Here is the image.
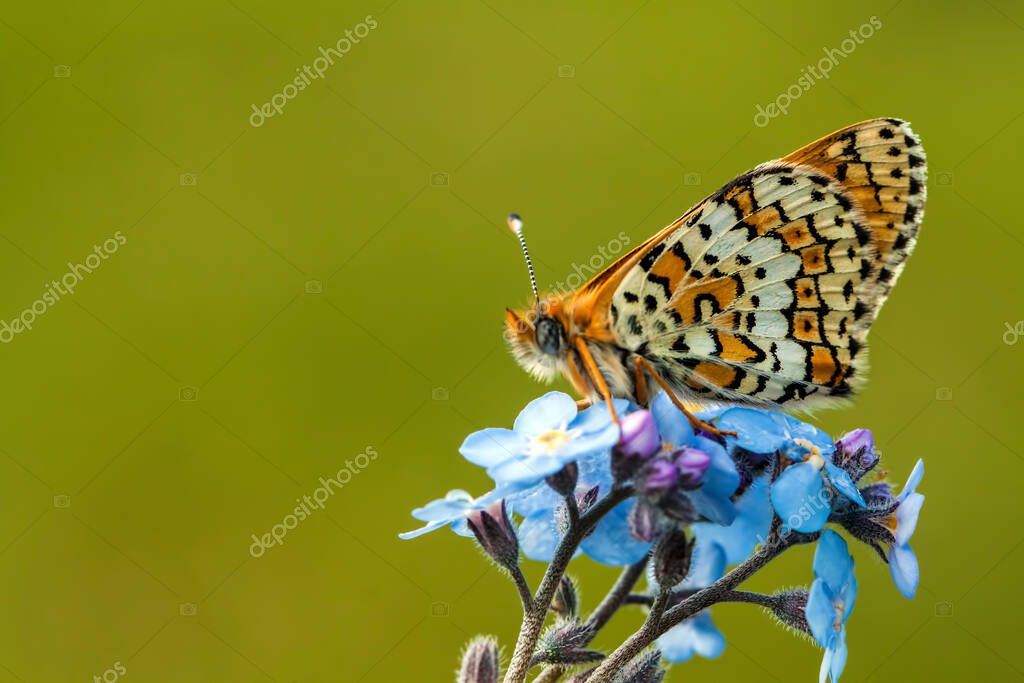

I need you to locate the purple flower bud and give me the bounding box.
[640,458,679,494]
[628,499,660,542]
[466,501,519,569]
[835,428,879,482]
[838,428,875,459]
[458,635,500,683]
[672,447,710,489]
[618,410,660,460]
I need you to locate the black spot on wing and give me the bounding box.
[639,243,666,272]
[646,272,672,299]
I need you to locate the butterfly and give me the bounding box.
[504,118,926,433]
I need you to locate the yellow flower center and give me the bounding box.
[794,438,825,469]
[529,428,576,455]
[833,600,845,632]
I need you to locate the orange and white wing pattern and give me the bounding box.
[608,119,926,409]
[782,118,926,336]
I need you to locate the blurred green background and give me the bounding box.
[1,1,1021,681]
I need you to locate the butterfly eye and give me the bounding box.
[535,317,564,356]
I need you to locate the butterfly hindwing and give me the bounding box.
[782,118,926,338]
[609,154,893,407]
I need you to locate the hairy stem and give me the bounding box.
[502,486,634,683]
[533,558,650,683]
[510,565,534,614]
[585,535,794,682]
[586,557,650,633]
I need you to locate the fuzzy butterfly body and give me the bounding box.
[505,119,926,417]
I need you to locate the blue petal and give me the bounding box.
[657,613,725,663]
[843,574,857,619]
[518,509,563,562]
[506,481,561,517]
[771,463,829,533]
[576,450,614,493]
[688,438,741,524]
[826,632,848,683]
[651,392,694,446]
[889,543,919,599]
[806,579,836,649]
[814,530,854,591]
[688,489,737,526]
[694,476,772,564]
[894,492,924,546]
[398,519,450,540]
[775,413,836,457]
[572,399,629,434]
[683,538,727,589]
[460,428,526,467]
[817,633,847,683]
[824,462,866,507]
[553,422,620,461]
[514,392,578,435]
[581,499,653,566]
[409,490,475,522]
[449,518,475,538]
[487,454,565,486]
[717,407,788,453]
[899,459,925,502]
[694,437,741,499]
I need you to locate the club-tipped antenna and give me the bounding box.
[507,212,539,303]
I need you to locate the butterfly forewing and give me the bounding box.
[595,118,926,409]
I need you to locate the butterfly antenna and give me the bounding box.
[507,213,539,303]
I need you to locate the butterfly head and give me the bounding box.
[503,213,570,381]
[504,303,568,382]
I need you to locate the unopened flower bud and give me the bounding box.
[546,462,579,497]
[530,619,603,668]
[628,499,660,542]
[614,410,660,481]
[658,490,696,524]
[767,589,812,637]
[640,459,679,494]
[618,410,660,460]
[652,527,693,588]
[613,649,665,683]
[834,428,879,482]
[672,447,710,489]
[466,501,519,569]
[457,635,500,683]
[551,575,579,617]
[578,485,601,513]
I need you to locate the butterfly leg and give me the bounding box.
[575,399,592,411]
[634,356,736,438]
[632,356,649,405]
[572,337,621,427]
